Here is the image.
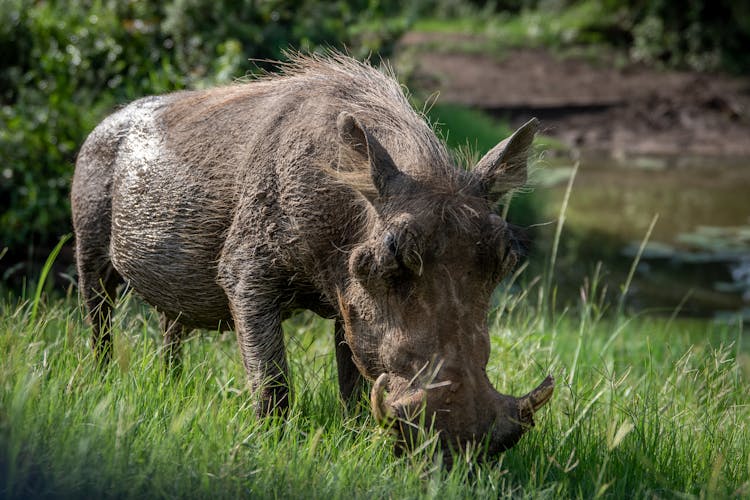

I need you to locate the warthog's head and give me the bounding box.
[335,112,553,458]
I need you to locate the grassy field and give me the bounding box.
[410,0,613,59]
[1,261,748,498]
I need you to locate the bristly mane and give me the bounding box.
[261,52,470,192]
[163,52,475,200]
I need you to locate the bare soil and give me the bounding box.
[398,33,750,157]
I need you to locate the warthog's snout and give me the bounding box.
[371,371,554,457]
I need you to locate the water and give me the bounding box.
[536,154,750,320]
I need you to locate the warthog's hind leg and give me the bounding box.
[77,253,122,364]
[160,314,189,374]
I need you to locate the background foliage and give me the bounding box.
[2,0,749,281]
[418,0,750,72]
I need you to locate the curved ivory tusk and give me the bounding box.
[371,373,396,425]
[517,375,555,426]
[524,375,555,411]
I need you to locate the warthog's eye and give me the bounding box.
[390,228,424,277]
[349,214,425,293]
[479,216,519,282]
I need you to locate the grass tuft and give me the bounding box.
[29,234,71,326]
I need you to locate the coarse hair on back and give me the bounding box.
[249,51,470,195]
[161,51,475,201]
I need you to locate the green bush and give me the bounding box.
[1,1,171,258]
[623,0,750,72]
[160,0,414,83]
[567,0,750,72]
[415,0,750,73]
[0,0,412,273]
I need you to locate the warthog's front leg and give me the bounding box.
[234,301,289,415]
[220,266,290,416]
[335,319,365,408]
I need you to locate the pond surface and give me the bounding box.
[536,154,750,321]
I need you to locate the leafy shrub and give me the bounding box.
[624,0,750,72]
[415,0,750,73]
[160,0,414,84]
[564,0,750,72]
[1,1,173,260]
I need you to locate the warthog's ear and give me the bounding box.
[474,118,539,204]
[337,111,401,200]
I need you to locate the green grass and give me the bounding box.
[1,269,748,498]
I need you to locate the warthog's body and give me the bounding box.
[72,54,552,457]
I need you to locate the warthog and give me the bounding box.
[72,53,553,457]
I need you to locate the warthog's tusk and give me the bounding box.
[517,375,555,427]
[526,375,555,411]
[371,373,396,425]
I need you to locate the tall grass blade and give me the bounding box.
[501,191,513,220]
[546,160,578,312]
[567,312,587,386]
[617,214,658,317]
[30,233,72,325]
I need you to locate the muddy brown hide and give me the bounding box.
[71,53,552,457]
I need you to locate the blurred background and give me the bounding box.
[1,0,749,320]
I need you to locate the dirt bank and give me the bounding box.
[398,33,750,157]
